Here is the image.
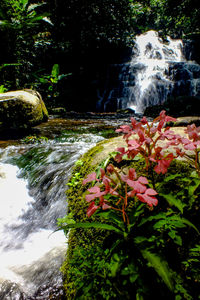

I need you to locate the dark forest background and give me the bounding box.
[0,0,199,111]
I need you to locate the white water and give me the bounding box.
[0,163,66,295]
[127,30,184,113]
[0,134,104,298]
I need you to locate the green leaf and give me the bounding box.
[129,203,145,227]
[51,64,59,79]
[59,221,124,235]
[162,174,182,182]
[141,249,174,291]
[0,85,5,93]
[21,0,29,9]
[138,212,166,227]
[39,77,48,83]
[136,292,144,300]
[130,273,139,283]
[159,193,185,213]
[168,230,182,246]
[153,219,167,230]
[98,210,125,230]
[179,217,200,235]
[134,236,148,244]
[188,178,200,206]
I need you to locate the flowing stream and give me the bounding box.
[0,116,125,299]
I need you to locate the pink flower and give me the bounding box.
[154,153,174,174]
[128,139,141,149]
[85,186,106,202]
[86,193,111,217]
[186,124,200,141]
[87,202,99,217]
[115,147,127,163]
[82,172,97,185]
[137,188,158,207]
[126,179,147,193]
[156,110,176,131]
[128,168,137,180]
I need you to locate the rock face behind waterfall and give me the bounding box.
[0,90,48,129]
[99,31,200,113]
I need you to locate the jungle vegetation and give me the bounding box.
[0,0,199,111]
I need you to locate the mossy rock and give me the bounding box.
[61,127,195,299]
[0,90,48,129]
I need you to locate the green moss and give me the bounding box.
[61,141,110,298]
[0,97,48,128]
[40,100,49,121]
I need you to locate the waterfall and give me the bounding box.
[0,131,104,299]
[102,30,200,113]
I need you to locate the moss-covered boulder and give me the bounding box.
[61,126,198,299]
[0,90,48,129]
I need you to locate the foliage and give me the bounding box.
[138,0,200,37]
[0,0,199,110]
[0,84,6,93]
[32,64,72,104]
[59,111,200,299]
[0,0,52,88]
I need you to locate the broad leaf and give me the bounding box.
[138,212,166,227]
[160,174,182,183]
[21,0,29,9]
[141,249,174,291]
[168,230,182,246]
[159,193,185,213]
[98,211,126,231]
[51,64,59,78]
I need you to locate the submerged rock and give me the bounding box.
[0,90,48,129]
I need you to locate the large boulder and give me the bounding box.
[0,90,48,128]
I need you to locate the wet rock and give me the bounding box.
[0,90,48,129]
[31,284,65,300]
[0,281,27,300]
[144,96,200,118]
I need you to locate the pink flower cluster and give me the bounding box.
[83,165,157,219]
[115,110,200,175]
[82,111,200,221]
[115,110,178,174]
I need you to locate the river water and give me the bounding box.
[0,115,131,299]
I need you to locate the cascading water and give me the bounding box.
[126,30,184,113]
[103,30,200,113]
[0,126,105,299]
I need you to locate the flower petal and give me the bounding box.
[82,172,97,185]
[87,202,99,217]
